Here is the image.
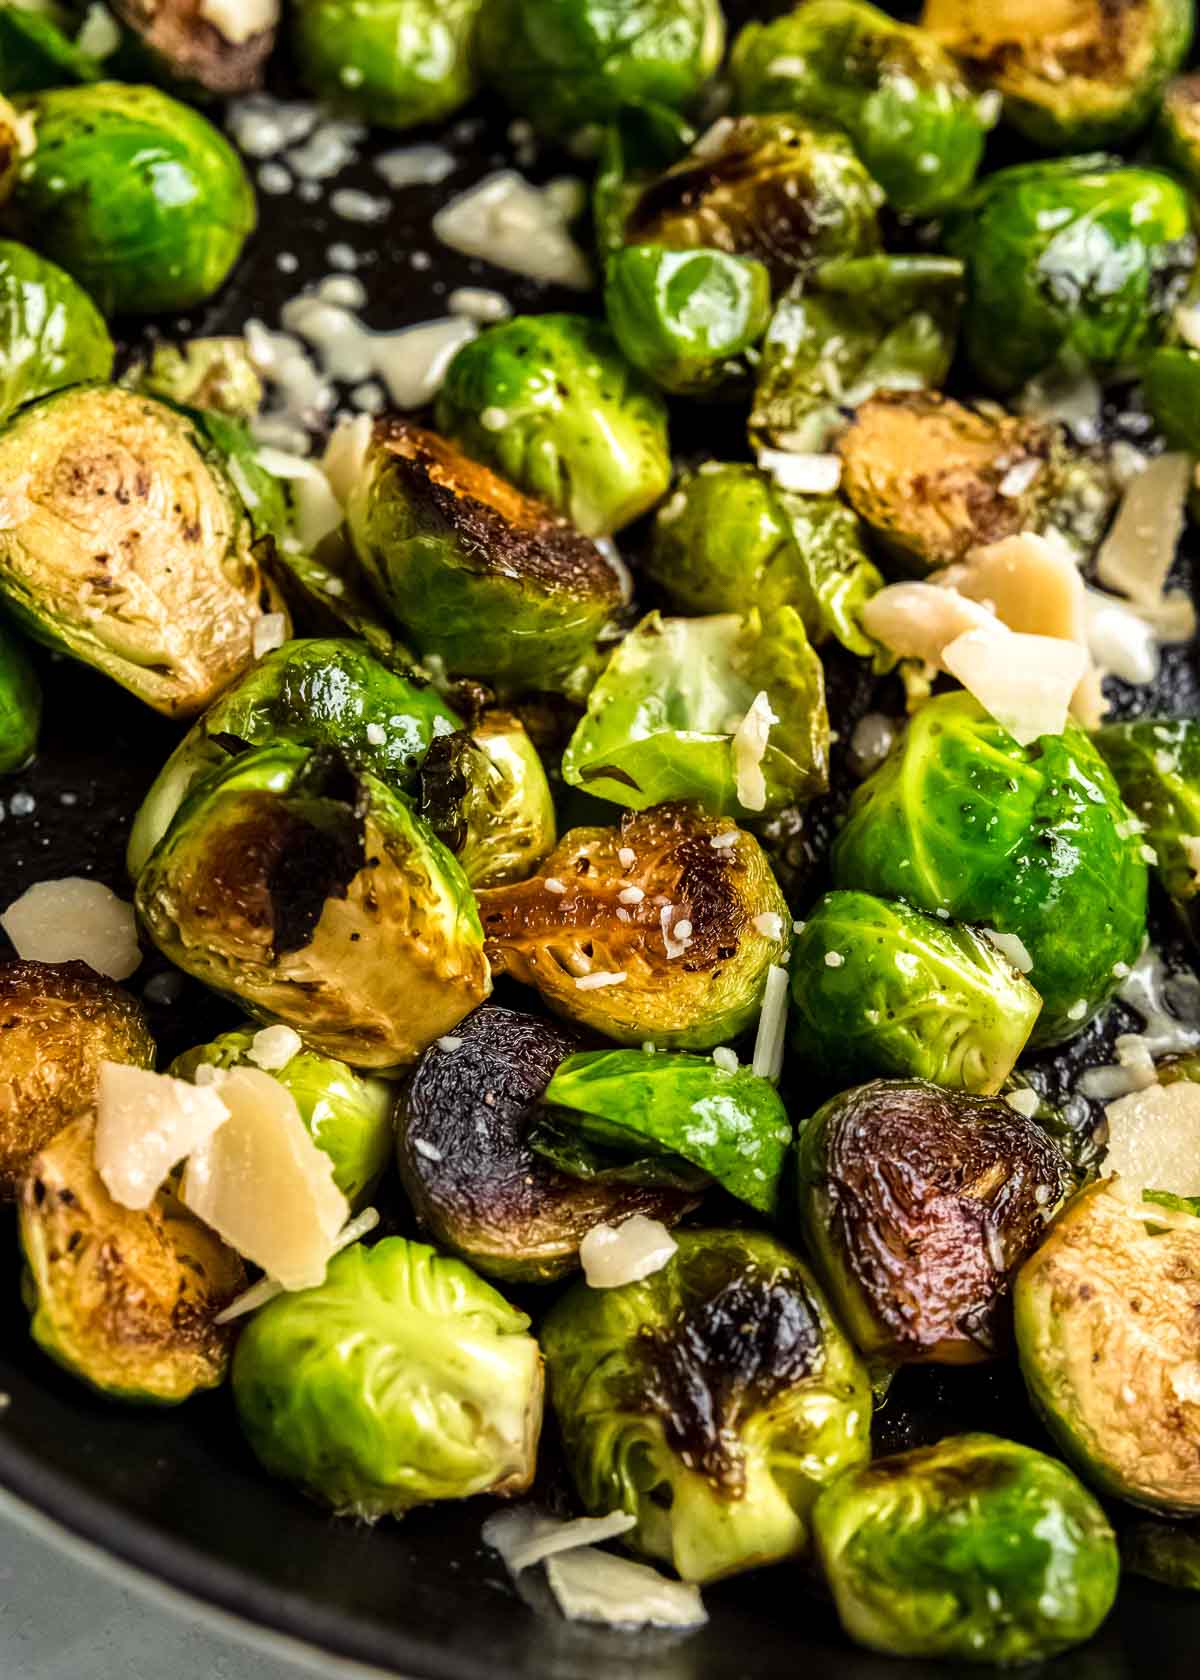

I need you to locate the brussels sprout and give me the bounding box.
[1095,719,1200,942]
[20,1115,245,1403]
[594,100,694,259]
[109,0,277,96]
[232,1236,542,1516]
[833,693,1148,1044]
[0,958,153,1198]
[0,385,288,718]
[750,256,963,454]
[1155,72,1200,193]
[133,337,262,419]
[292,0,479,129]
[1143,345,1200,451]
[0,94,30,205]
[789,892,1041,1096]
[417,710,556,889]
[434,315,671,538]
[0,614,38,773]
[562,609,828,817]
[543,1228,872,1583]
[477,0,723,140]
[924,0,1192,150]
[480,804,791,1050]
[732,0,992,215]
[1016,1181,1200,1514]
[604,245,770,398]
[796,1079,1068,1364]
[1123,1522,1200,1591]
[7,83,255,315]
[0,239,113,423]
[647,464,883,660]
[136,743,491,1071]
[813,1432,1119,1662]
[944,158,1196,394]
[621,114,882,294]
[0,7,103,93]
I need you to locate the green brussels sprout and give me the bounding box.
[417,709,556,889]
[0,239,113,424]
[622,114,882,294]
[0,384,288,718]
[0,7,103,93]
[133,337,262,420]
[1154,71,1200,193]
[562,608,829,817]
[731,0,992,215]
[292,0,480,130]
[20,1115,246,1404]
[1143,345,1200,451]
[7,83,255,315]
[1123,1522,1200,1591]
[542,1228,873,1583]
[232,1236,542,1516]
[813,1432,1119,1662]
[594,100,693,259]
[476,0,724,140]
[944,158,1196,394]
[434,316,671,538]
[603,245,771,398]
[1095,719,1200,942]
[789,892,1042,1096]
[0,614,38,773]
[924,0,1192,150]
[647,464,883,660]
[136,742,491,1071]
[833,693,1148,1043]
[750,256,963,454]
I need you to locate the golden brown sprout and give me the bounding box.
[111,0,279,95]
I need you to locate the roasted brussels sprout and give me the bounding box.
[0,7,103,93]
[0,93,28,205]
[434,316,671,538]
[604,245,770,398]
[944,158,1196,393]
[789,893,1041,1096]
[593,98,694,258]
[397,1005,693,1281]
[833,693,1148,1043]
[796,1080,1068,1364]
[109,0,278,95]
[732,0,992,215]
[1123,1521,1200,1591]
[346,418,622,694]
[417,710,556,889]
[1155,71,1200,193]
[813,1433,1119,1662]
[0,239,113,423]
[6,82,255,315]
[0,615,39,774]
[0,385,287,718]
[543,1228,872,1583]
[647,464,882,660]
[232,1236,542,1516]
[924,0,1192,150]
[480,804,791,1050]
[1143,345,1200,452]
[20,1115,245,1403]
[561,608,829,816]
[136,743,490,1071]
[292,0,479,129]
[1096,719,1200,942]
[133,336,262,420]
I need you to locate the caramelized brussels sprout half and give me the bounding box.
[0,615,39,773]
[0,239,113,423]
[232,1236,542,1517]
[109,0,278,95]
[0,7,103,93]
[479,804,790,1050]
[604,245,770,398]
[1154,72,1200,193]
[813,1433,1119,1662]
[543,1228,872,1583]
[1096,719,1200,942]
[292,0,479,128]
[20,1116,245,1403]
[417,710,556,889]
[1123,1522,1200,1591]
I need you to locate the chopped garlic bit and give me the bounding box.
[1102,1082,1200,1197]
[433,171,593,290]
[580,1216,677,1289]
[1,877,141,980]
[980,927,1034,975]
[545,1548,707,1630]
[751,963,790,1083]
[731,690,778,813]
[575,970,627,990]
[942,627,1085,746]
[482,1507,636,1576]
[247,1024,303,1071]
[96,1064,230,1212]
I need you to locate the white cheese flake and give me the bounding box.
[1096,452,1191,609]
[751,963,790,1082]
[1103,1082,1200,1197]
[731,691,778,813]
[374,144,457,189]
[214,1206,380,1324]
[433,171,593,291]
[1005,1088,1040,1119]
[942,626,1086,746]
[824,950,845,968]
[198,0,277,43]
[1,877,140,980]
[980,927,1034,975]
[482,1507,637,1576]
[756,448,841,495]
[252,613,287,659]
[246,1025,303,1071]
[96,1064,230,1212]
[712,1047,739,1073]
[752,911,784,942]
[545,1548,707,1630]
[580,1216,677,1289]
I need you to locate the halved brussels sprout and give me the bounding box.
[479,804,791,1050]
[1143,346,1200,452]
[293,0,479,128]
[1016,1181,1200,1514]
[789,892,1041,1095]
[813,1432,1119,1663]
[0,958,154,1198]
[833,693,1148,1043]
[20,1115,245,1403]
[1096,719,1200,942]
[133,337,263,420]
[0,384,287,718]
[796,1079,1068,1365]
[434,315,671,538]
[416,710,556,889]
[0,615,38,773]
[111,0,278,96]
[397,1005,693,1281]
[7,82,255,315]
[1123,1522,1200,1591]
[731,0,992,215]
[0,239,113,424]
[604,245,771,398]
[0,7,102,93]
[944,158,1195,393]
[136,742,490,1071]
[1155,72,1200,193]
[561,608,829,816]
[924,0,1192,149]
[543,1228,872,1583]
[593,99,694,258]
[232,1236,542,1516]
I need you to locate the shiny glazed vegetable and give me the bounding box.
[0,614,39,774]
[292,0,482,128]
[416,710,557,890]
[0,239,113,423]
[1155,70,1200,190]
[604,245,771,397]
[1096,718,1200,941]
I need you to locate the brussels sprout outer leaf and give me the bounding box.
[0,9,102,93]
[1142,346,1200,452]
[604,245,771,397]
[1123,1522,1200,1591]
[1095,719,1200,940]
[526,1107,711,1191]
[594,100,694,257]
[293,0,482,129]
[0,240,113,423]
[0,613,39,773]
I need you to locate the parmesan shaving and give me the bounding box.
[95,1064,230,1212]
[1096,452,1191,609]
[1,877,141,980]
[861,581,995,667]
[980,927,1034,975]
[374,144,457,189]
[544,1548,707,1630]
[751,963,790,1083]
[255,447,344,550]
[1102,1082,1200,1197]
[252,613,287,659]
[321,413,373,507]
[482,1507,636,1575]
[580,1216,677,1289]
[731,691,778,812]
[942,627,1086,746]
[757,449,841,494]
[246,1024,303,1071]
[433,171,593,290]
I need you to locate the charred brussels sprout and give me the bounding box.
[789,892,1041,1095]
[417,710,556,889]
[1155,72,1200,193]
[796,1080,1068,1365]
[232,1237,542,1517]
[434,315,671,537]
[561,608,829,816]
[0,385,287,717]
[0,240,113,423]
[479,804,791,1050]
[813,1433,1118,1662]
[1123,1522,1200,1591]
[0,616,38,773]
[604,245,770,398]
[542,1228,872,1583]
[1096,719,1200,941]
[0,959,153,1198]
[944,158,1196,393]
[20,1116,245,1403]
[731,0,992,215]
[7,83,255,316]
[292,0,480,130]
[136,743,490,1071]
[1016,1181,1200,1514]
[833,693,1148,1043]
[594,100,694,259]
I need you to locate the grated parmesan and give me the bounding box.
[1,877,141,980]
[433,171,593,290]
[980,927,1034,975]
[483,1507,636,1576]
[247,1024,303,1071]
